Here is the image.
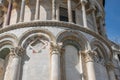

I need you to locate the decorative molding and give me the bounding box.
[0,21,112,56]
[18,28,56,47]
[57,30,89,50]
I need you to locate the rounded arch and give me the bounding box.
[0,33,18,47]
[18,28,55,49]
[57,30,89,50]
[0,33,17,60]
[90,39,111,61]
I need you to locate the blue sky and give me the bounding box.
[105,0,120,43]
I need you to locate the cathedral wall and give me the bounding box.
[21,42,50,80]
[64,45,81,80]
[0,0,117,79]
[94,62,109,80]
[0,25,114,80]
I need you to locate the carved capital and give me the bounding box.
[9,47,25,57]
[50,42,62,55]
[14,46,25,56]
[82,50,95,62]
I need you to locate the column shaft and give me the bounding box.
[56,4,60,21]
[81,1,88,28]
[4,55,21,80]
[35,0,40,20]
[19,0,25,22]
[5,0,13,25]
[11,56,21,80]
[68,0,72,22]
[92,11,98,32]
[84,51,97,80]
[86,61,96,80]
[51,51,61,80]
[52,0,56,20]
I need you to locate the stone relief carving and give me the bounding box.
[83,50,105,65]
[50,42,62,55]
[14,46,25,56]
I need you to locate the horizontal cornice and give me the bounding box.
[0,20,112,55]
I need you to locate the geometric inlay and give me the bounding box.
[29,38,48,53]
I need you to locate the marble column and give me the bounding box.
[81,0,88,28]
[91,6,98,33]
[79,51,84,80]
[3,47,24,80]
[19,0,25,22]
[83,51,97,80]
[50,43,61,80]
[52,0,56,20]
[35,0,40,20]
[56,4,60,21]
[5,0,13,25]
[67,0,72,22]
[106,62,116,80]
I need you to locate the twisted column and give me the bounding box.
[19,0,26,22]
[50,42,61,80]
[4,47,25,80]
[68,0,72,22]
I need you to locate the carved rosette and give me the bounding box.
[50,42,62,55]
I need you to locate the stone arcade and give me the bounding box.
[0,0,120,80]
